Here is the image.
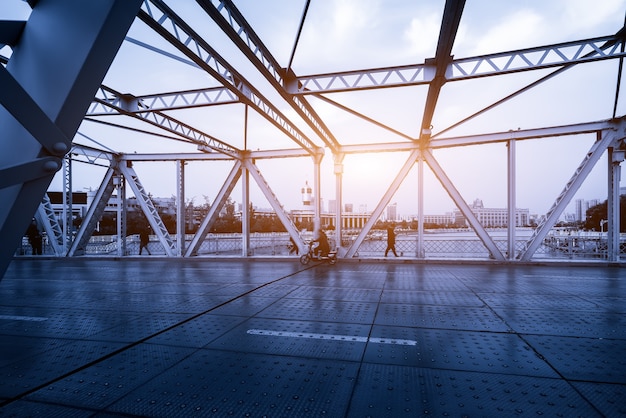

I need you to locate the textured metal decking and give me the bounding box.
[0,259,624,417]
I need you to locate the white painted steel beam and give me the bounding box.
[423,149,505,261]
[139,0,320,155]
[291,34,626,94]
[336,121,613,154]
[119,163,176,256]
[344,150,420,258]
[88,86,239,115]
[519,122,625,260]
[607,147,623,262]
[186,161,242,257]
[36,194,64,256]
[243,159,304,253]
[68,166,117,257]
[198,0,341,153]
[91,86,241,158]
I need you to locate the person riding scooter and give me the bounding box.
[312,229,330,258]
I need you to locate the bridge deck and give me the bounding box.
[0,258,624,417]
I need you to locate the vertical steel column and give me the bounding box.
[115,174,126,257]
[608,147,623,261]
[507,139,516,260]
[417,154,425,258]
[62,155,73,255]
[334,153,344,252]
[313,151,323,228]
[176,160,185,257]
[241,158,250,256]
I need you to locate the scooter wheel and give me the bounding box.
[299,254,310,265]
[328,256,337,265]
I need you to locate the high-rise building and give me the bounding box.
[386,202,397,221]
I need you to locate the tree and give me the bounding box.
[584,196,626,232]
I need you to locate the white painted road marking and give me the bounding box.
[247,329,417,346]
[0,315,48,322]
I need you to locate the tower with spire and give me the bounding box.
[301,181,313,208]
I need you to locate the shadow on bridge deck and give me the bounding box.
[0,258,624,417]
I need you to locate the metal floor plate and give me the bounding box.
[0,259,624,417]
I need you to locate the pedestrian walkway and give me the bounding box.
[0,258,624,417]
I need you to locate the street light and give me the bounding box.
[600,219,608,233]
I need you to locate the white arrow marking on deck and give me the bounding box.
[247,329,417,346]
[0,315,48,322]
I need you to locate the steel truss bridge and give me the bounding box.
[1,0,626,278]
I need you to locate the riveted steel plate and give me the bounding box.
[375,303,509,332]
[479,293,600,310]
[207,318,371,361]
[87,313,189,343]
[208,296,280,316]
[2,259,625,416]
[383,275,467,291]
[0,340,125,399]
[136,283,226,295]
[571,381,626,417]
[348,364,602,418]
[363,326,557,377]
[23,344,196,410]
[147,314,247,348]
[0,336,67,368]
[381,290,484,306]
[245,284,298,298]
[0,400,91,417]
[105,350,358,417]
[495,308,626,338]
[170,294,235,314]
[0,310,138,339]
[258,298,378,324]
[523,335,626,383]
[81,294,198,313]
[582,296,626,313]
[287,286,382,302]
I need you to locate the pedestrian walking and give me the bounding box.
[384,225,398,257]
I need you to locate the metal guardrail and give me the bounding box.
[15,231,621,260]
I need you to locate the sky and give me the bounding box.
[3,0,626,218]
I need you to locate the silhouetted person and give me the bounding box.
[26,219,42,255]
[385,226,398,257]
[139,228,151,255]
[288,236,299,255]
[313,229,330,257]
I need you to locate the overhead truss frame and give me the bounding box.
[2,0,626,275]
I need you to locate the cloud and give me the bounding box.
[404,13,440,56]
[331,0,379,40]
[561,0,625,33]
[467,9,545,56]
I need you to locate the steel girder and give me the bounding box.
[186,161,242,257]
[290,34,626,95]
[90,85,241,158]
[344,149,421,258]
[519,119,626,260]
[89,86,239,114]
[138,0,320,156]
[243,158,305,254]
[0,0,142,279]
[197,0,341,154]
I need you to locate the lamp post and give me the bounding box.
[600,219,608,233]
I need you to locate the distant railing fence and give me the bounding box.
[16,231,620,260]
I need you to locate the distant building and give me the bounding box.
[574,198,601,222]
[386,203,397,221]
[453,198,530,227]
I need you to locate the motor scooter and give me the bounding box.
[299,241,337,265]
